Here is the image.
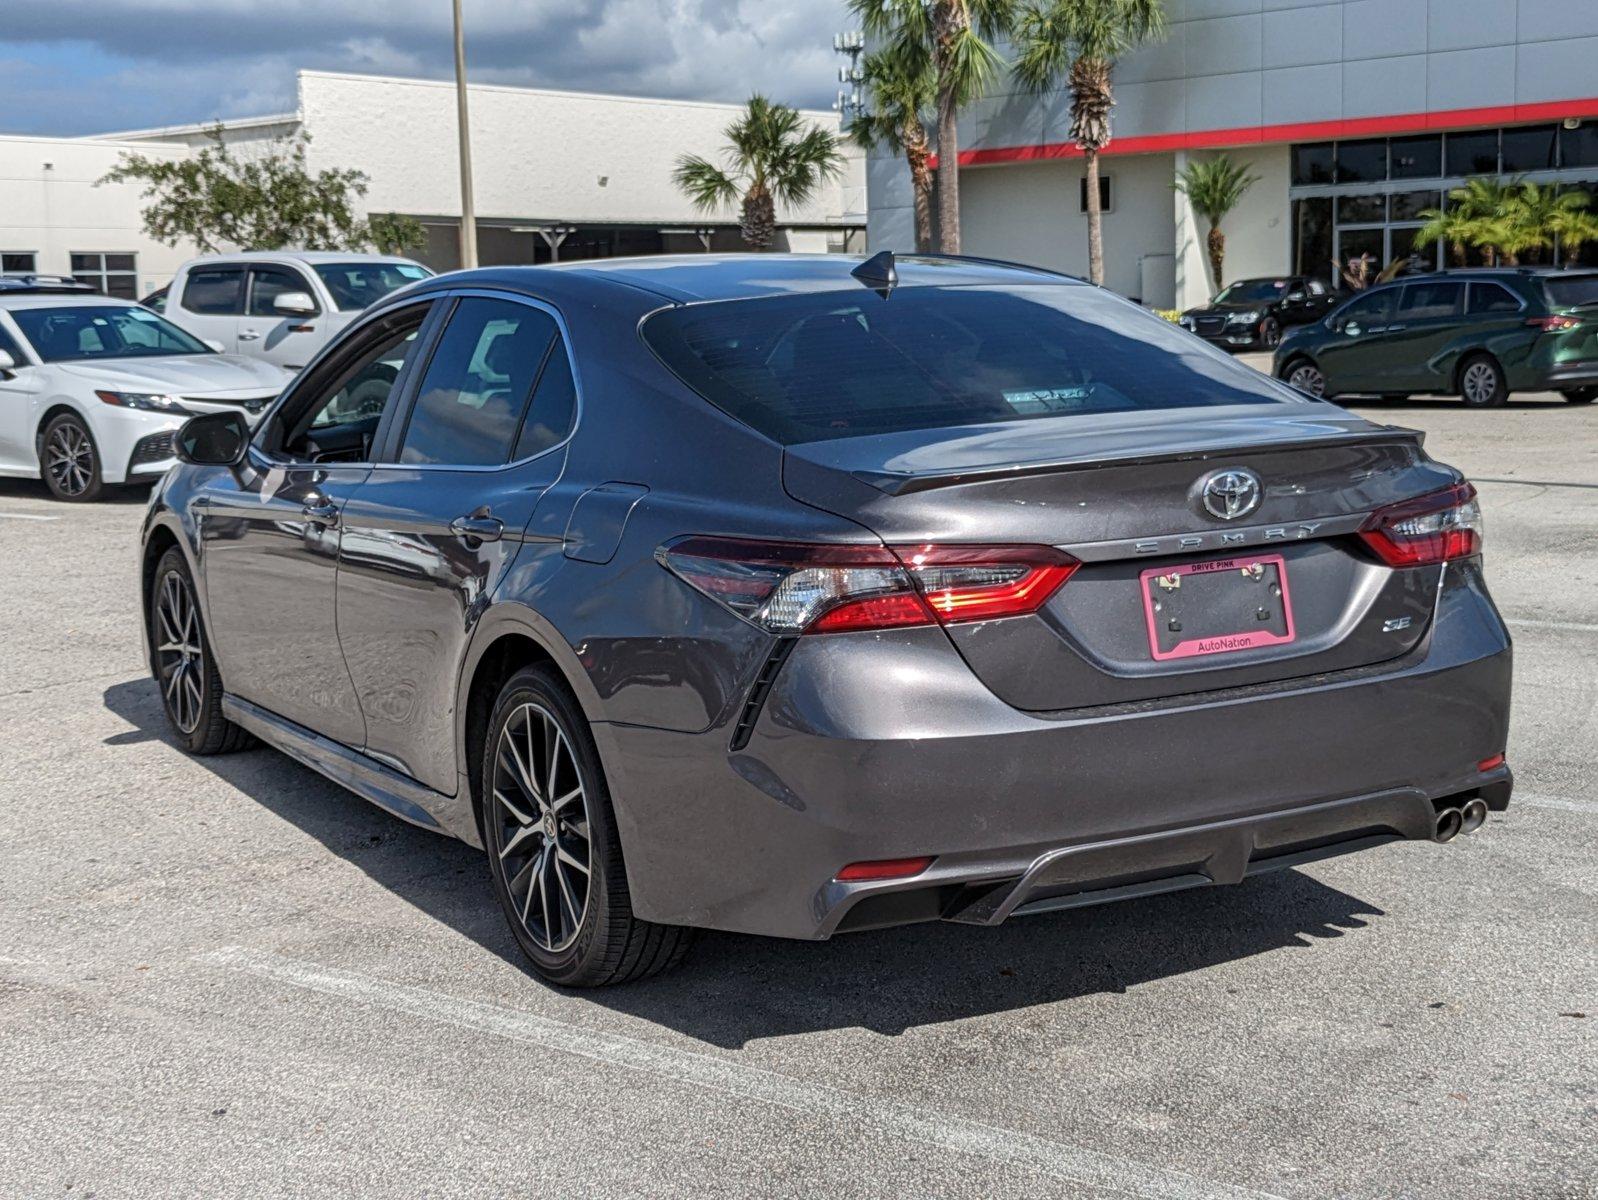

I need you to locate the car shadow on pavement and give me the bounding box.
[105,676,1386,1050]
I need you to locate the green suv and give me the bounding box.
[1273,269,1598,407]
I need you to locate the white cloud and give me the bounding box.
[1,0,854,134]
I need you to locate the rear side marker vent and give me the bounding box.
[729,638,797,751]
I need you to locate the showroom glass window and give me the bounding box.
[71,253,138,300]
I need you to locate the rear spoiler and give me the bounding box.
[850,425,1427,496]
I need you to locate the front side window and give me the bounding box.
[71,253,138,300]
[399,297,558,466]
[182,266,245,315]
[249,267,319,316]
[10,304,212,362]
[1467,283,1523,315]
[1398,282,1463,320]
[643,284,1301,447]
[1331,289,1395,332]
[313,262,433,312]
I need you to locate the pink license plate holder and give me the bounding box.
[1140,554,1297,662]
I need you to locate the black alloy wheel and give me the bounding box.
[482,666,694,987]
[41,413,105,502]
[1259,317,1282,348]
[148,548,252,755]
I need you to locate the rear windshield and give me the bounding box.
[1543,274,1598,310]
[643,284,1300,445]
[313,262,433,311]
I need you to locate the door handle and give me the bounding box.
[450,515,504,544]
[302,500,339,527]
[239,330,262,341]
[1384,323,1406,332]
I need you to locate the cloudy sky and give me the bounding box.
[1,0,853,136]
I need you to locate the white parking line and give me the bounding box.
[199,946,1285,1200]
[0,512,57,522]
[1506,619,1598,634]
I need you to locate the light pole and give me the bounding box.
[452,0,478,268]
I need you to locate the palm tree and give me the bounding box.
[1444,177,1525,265]
[1012,0,1167,285]
[673,95,844,251]
[1550,190,1598,266]
[851,0,1016,254]
[1501,182,1591,264]
[1413,203,1477,267]
[847,48,938,252]
[1172,154,1259,289]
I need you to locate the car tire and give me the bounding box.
[1459,355,1508,408]
[481,665,695,988]
[148,547,254,755]
[1259,317,1281,349]
[1561,388,1596,405]
[1281,358,1327,398]
[40,412,108,502]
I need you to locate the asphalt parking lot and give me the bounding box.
[1,392,1593,1199]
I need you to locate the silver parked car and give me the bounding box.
[139,253,1513,987]
[159,252,432,372]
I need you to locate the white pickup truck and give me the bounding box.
[154,251,433,373]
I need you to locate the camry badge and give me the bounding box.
[1200,468,1263,521]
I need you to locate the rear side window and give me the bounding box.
[1544,274,1598,310]
[513,344,577,459]
[1467,282,1522,314]
[399,297,558,466]
[182,266,244,314]
[1398,281,1463,320]
[642,284,1298,446]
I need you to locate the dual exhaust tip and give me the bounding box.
[1434,797,1490,843]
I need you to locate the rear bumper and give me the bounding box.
[594,561,1512,940]
[1543,363,1598,388]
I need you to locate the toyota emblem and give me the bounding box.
[1200,468,1262,521]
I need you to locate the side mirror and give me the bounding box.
[175,410,250,467]
[273,291,317,316]
[1286,291,1306,302]
[0,349,16,377]
[203,339,226,353]
[1344,322,1362,336]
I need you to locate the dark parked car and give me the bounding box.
[1274,268,1598,406]
[1179,275,1340,349]
[139,253,1513,987]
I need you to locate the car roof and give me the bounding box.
[453,252,1084,304]
[0,292,133,311]
[184,251,423,267]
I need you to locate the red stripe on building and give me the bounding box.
[929,97,1598,168]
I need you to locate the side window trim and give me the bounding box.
[180,264,245,315]
[370,287,582,472]
[254,298,444,467]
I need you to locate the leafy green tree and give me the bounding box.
[1413,203,1477,267]
[1500,182,1592,264]
[847,48,939,252]
[1172,154,1259,288]
[673,95,844,251]
[851,0,1016,254]
[1550,191,1598,265]
[102,125,406,254]
[1013,0,1167,284]
[367,212,428,256]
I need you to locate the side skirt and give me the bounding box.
[222,694,483,849]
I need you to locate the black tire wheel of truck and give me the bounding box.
[1561,388,1596,405]
[481,664,695,987]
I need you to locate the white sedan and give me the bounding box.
[0,281,291,501]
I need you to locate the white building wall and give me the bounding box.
[0,135,199,295]
[295,71,864,233]
[1173,145,1292,309]
[958,152,1179,303]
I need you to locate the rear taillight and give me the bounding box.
[1526,314,1581,332]
[657,537,1078,635]
[1358,482,1483,567]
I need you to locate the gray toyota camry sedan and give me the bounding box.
[140,253,1513,986]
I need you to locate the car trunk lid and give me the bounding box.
[783,405,1458,710]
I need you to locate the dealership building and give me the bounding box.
[866,0,1598,310]
[1,71,866,297]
